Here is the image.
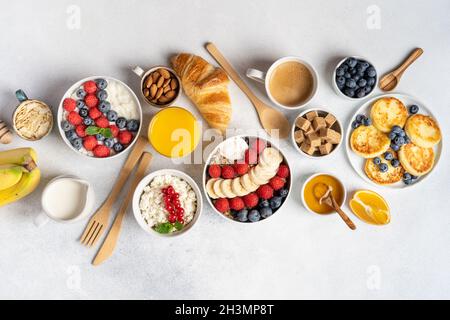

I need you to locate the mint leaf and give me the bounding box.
[85,126,100,136]
[100,128,112,138]
[174,221,184,231]
[154,222,174,234]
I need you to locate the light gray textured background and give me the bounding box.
[0,0,449,299]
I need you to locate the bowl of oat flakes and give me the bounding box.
[132,169,202,236]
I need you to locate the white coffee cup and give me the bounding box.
[246,56,319,110]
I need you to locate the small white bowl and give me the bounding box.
[300,172,347,215]
[202,135,293,224]
[332,56,377,101]
[291,108,343,159]
[132,169,203,237]
[57,76,143,160]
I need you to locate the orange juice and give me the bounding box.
[148,107,200,158]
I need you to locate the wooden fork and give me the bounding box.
[80,137,147,247]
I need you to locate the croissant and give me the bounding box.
[171,53,232,134]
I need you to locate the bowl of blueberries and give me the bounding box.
[333,56,377,100]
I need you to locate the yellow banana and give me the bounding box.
[0,168,41,207]
[0,148,38,167]
[0,164,28,191]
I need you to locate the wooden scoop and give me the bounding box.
[314,183,356,230]
[205,42,290,139]
[379,48,423,92]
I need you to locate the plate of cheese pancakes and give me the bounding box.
[346,93,442,189]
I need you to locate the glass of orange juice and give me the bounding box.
[148,107,201,158]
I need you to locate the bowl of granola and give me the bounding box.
[132,169,202,236]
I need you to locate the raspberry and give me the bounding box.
[63,98,76,112]
[95,116,109,128]
[67,111,83,125]
[118,130,133,145]
[208,165,221,178]
[269,176,285,191]
[243,193,259,208]
[277,164,290,178]
[221,165,235,179]
[229,197,245,211]
[83,136,97,151]
[233,163,249,176]
[83,81,97,94]
[244,149,258,164]
[214,198,230,213]
[257,184,274,200]
[85,94,98,108]
[250,138,266,154]
[109,125,119,137]
[75,124,87,138]
[89,107,102,120]
[93,145,110,158]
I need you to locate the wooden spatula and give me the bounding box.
[205,42,290,139]
[92,152,153,265]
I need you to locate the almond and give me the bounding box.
[150,84,157,98]
[158,96,170,104]
[163,78,171,87]
[152,71,160,81]
[156,76,164,88]
[170,79,178,90]
[155,87,164,99]
[159,68,171,79]
[165,90,176,100]
[144,76,153,88]
[163,86,171,93]
[143,88,150,97]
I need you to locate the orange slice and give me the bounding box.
[349,190,390,225]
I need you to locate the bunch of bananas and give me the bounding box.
[0,148,41,207]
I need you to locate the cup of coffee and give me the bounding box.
[246,57,318,110]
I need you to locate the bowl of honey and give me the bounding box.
[301,173,346,214]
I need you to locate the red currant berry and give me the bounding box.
[168,214,176,223]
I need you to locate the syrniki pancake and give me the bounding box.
[350,125,390,158]
[206,178,220,199]
[404,114,441,148]
[364,149,404,185]
[231,177,248,197]
[399,143,434,176]
[370,97,408,133]
[240,173,259,193]
[213,178,227,198]
[220,179,236,198]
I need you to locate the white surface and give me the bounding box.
[0,0,449,300]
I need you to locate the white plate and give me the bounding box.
[345,93,443,189]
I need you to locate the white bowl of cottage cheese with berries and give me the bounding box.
[132,169,203,237]
[57,76,142,159]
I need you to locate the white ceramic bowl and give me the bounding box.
[57,76,143,160]
[132,169,203,237]
[300,172,347,215]
[203,135,292,224]
[291,108,343,159]
[332,56,377,101]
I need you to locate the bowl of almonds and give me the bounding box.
[132,65,180,108]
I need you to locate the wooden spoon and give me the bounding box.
[314,183,356,230]
[205,42,290,139]
[379,48,423,91]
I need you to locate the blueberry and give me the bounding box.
[104,138,115,148]
[392,125,402,134]
[366,67,377,78]
[65,129,78,141]
[278,188,289,198]
[95,134,105,141]
[79,107,89,118]
[76,88,86,99]
[336,76,346,86]
[379,163,388,173]
[351,120,361,129]
[248,209,261,222]
[404,135,410,144]
[364,85,373,93]
[336,67,345,77]
[341,64,348,72]
[346,58,357,68]
[387,132,396,142]
[116,117,127,129]
[97,90,108,101]
[236,209,248,222]
[397,130,405,137]
[126,120,139,132]
[113,143,124,153]
[107,110,118,122]
[344,88,355,97]
[390,143,400,151]
[350,68,357,75]
[357,78,367,87]
[373,157,381,165]
[61,121,73,132]
[391,159,400,168]
[344,72,351,79]
[98,101,111,113]
[394,136,405,146]
[409,105,419,114]
[345,79,356,88]
[337,82,345,90]
[260,207,273,219]
[71,138,82,150]
[356,88,366,98]
[384,151,393,161]
[259,199,270,208]
[361,61,370,69]
[352,75,360,82]
[404,179,414,185]
[95,78,108,90]
[76,100,85,109]
[83,117,94,126]
[356,65,366,74]
[403,173,412,181]
[362,117,372,126]
[269,196,283,209]
[356,114,365,123]
[367,77,376,86]
[410,175,418,180]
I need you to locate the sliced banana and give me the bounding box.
[220,179,236,198]
[254,164,277,180]
[260,147,283,168]
[240,173,259,193]
[206,178,220,199]
[249,167,269,185]
[231,177,248,197]
[213,178,227,198]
